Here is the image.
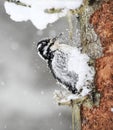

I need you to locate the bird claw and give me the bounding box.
[53,90,88,106]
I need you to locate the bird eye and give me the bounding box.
[37,43,41,49]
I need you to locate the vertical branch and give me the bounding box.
[72,102,81,130]
[54,90,92,130]
[67,11,73,40]
[79,0,89,53]
[72,104,75,130]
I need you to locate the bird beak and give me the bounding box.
[52,33,63,43]
[52,37,57,43]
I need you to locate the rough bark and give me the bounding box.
[82,1,113,129]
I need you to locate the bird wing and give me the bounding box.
[50,50,79,94]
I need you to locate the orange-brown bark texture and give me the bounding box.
[82,0,113,130]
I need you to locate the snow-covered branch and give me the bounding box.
[4,0,84,30]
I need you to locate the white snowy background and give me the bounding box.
[0,1,75,130]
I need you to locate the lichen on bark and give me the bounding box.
[78,0,103,59]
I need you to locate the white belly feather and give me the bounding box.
[51,44,95,96]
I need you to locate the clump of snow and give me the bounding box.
[41,90,44,95]
[58,112,62,117]
[5,2,31,22]
[4,0,83,29]
[111,108,113,112]
[67,47,95,96]
[1,81,5,86]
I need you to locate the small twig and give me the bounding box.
[6,0,31,7]
[44,8,63,14]
[58,101,71,106]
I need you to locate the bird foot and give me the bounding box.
[53,90,100,108]
[53,90,88,106]
[83,92,101,108]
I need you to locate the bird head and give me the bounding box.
[37,33,62,60]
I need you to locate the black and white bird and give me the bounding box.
[37,36,94,96]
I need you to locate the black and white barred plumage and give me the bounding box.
[37,37,94,95]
